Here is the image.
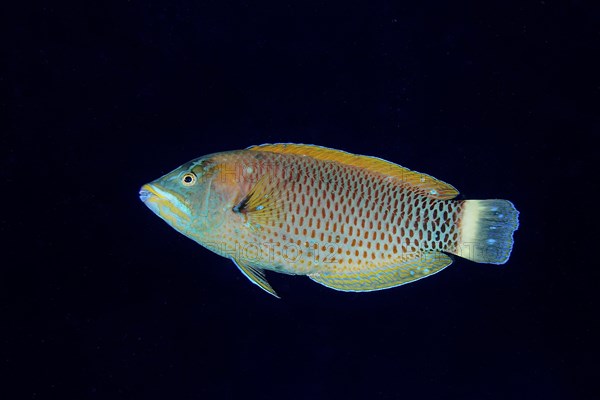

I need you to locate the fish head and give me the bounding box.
[139,156,230,241]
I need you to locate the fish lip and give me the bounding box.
[139,184,156,202]
[139,183,192,221]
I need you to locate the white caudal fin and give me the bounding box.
[455,200,520,264]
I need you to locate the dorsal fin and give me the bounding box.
[247,143,458,200]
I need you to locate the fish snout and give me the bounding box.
[139,184,155,203]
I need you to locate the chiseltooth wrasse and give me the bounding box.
[140,143,519,298]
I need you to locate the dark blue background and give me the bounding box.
[3,1,598,399]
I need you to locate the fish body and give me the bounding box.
[140,144,519,297]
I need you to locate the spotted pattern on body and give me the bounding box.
[218,151,463,275]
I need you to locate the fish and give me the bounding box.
[140,143,519,297]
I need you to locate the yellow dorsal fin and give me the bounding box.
[247,143,458,199]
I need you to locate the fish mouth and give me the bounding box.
[139,185,155,203]
[139,184,162,215]
[139,183,192,224]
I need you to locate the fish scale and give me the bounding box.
[140,143,519,297]
[225,152,462,275]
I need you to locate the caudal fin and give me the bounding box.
[454,199,520,264]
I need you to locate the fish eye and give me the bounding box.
[181,172,197,186]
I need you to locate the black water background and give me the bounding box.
[2,1,598,399]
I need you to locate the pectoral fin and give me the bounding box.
[308,252,453,292]
[232,258,280,298]
[232,175,284,228]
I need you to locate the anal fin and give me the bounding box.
[308,252,453,292]
[232,258,280,298]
